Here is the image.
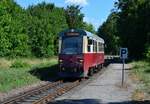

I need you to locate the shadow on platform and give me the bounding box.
[50,99,150,104]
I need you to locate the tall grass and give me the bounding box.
[0,68,39,92]
[0,58,11,69]
[132,61,150,93]
[0,57,58,92]
[10,60,31,68]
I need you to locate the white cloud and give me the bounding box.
[65,0,88,6]
[84,17,106,30]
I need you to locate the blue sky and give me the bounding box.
[15,0,116,30]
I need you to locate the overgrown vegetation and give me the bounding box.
[0,0,31,57]
[0,0,96,92]
[1,0,150,94]
[1,0,150,59]
[145,46,150,61]
[97,0,150,60]
[10,60,30,68]
[0,0,95,58]
[0,58,58,92]
[131,61,150,99]
[97,12,120,55]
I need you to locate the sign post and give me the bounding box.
[120,48,128,87]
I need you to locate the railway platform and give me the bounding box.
[52,63,138,104]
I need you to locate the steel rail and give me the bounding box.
[1,65,106,104]
[1,81,63,104]
[33,80,80,104]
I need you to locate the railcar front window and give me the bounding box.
[61,37,82,54]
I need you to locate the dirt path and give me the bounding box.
[52,64,137,104]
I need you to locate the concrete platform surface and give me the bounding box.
[52,64,137,104]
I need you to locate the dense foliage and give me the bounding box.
[2,0,149,59]
[26,3,68,57]
[98,0,150,59]
[65,5,84,29]
[0,0,30,57]
[0,0,95,57]
[97,12,120,55]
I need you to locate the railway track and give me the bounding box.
[0,65,107,104]
[0,80,80,104]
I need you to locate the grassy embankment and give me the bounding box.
[131,61,150,100]
[0,57,58,92]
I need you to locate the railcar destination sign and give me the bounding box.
[66,32,79,36]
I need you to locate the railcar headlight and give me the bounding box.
[59,59,63,63]
[79,59,83,64]
[79,60,83,62]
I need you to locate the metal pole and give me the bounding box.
[122,59,125,86]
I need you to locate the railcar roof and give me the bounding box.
[59,29,104,44]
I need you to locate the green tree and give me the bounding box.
[0,0,30,57]
[83,22,96,34]
[1,0,110,58]
[115,0,150,59]
[26,2,68,57]
[97,12,120,55]
[65,5,84,29]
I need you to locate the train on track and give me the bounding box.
[58,29,105,78]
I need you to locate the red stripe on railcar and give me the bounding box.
[83,52,104,72]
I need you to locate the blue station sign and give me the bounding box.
[120,48,128,59]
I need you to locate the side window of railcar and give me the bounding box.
[98,42,101,52]
[93,40,96,52]
[98,42,103,52]
[100,43,102,51]
[93,41,95,52]
[100,43,104,51]
[102,44,104,51]
[87,38,92,52]
[96,41,97,52]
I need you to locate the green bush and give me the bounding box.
[0,0,31,57]
[146,47,150,60]
[10,60,30,68]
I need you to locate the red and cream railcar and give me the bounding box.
[58,29,104,77]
